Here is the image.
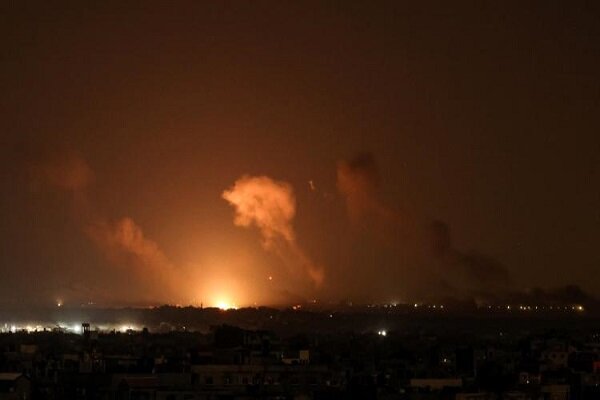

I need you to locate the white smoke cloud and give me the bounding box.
[223,175,296,247]
[223,175,324,286]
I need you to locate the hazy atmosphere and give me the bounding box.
[1,1,599,308]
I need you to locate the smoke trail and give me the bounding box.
[32,150,182,302]
[429,220,511,292]
[86,218,172,271]
[337,153,381,222]
[86,217,179,293]
[337,153,400,226]
[222,175,324,286]
[337,153,512,298]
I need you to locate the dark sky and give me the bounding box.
[1,1,599,307]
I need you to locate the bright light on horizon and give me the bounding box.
[205,281,246,310]
[215,300,237,310]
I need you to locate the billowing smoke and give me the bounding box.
[337,153,513,300]
[337,153,397,224]
[32,149,182,303]
[222,175,324,286]
[222,176,296,247]
[462,284,598,311]
[429,220,511,293]
[86,217,179,295]
[505,285,596,306]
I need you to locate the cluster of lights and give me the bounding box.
[413,303,444,309]
[365,303,446,309]
[1,322,141,334]
[1,324,18,333]
[377,330,387,337]
[1,323,51,333]
[484,304,585,312]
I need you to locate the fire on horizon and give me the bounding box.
[1,2,599,310]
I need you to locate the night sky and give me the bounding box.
[1,2,599,307]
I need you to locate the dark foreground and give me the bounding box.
[1,307,599,399]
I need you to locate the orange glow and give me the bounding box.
[215,299,237,310]
[222,175,325,287]
[199,276,244,310]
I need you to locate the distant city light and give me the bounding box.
[377,330,387,337]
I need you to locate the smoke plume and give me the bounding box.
[337,153,398,225]
[32,149,182,303]
[337,153,513,299]
[222,176,296,247]
[429,220,511,293]
[86,217,179,294]
[222,175,324,286]
[506,285,596,306]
